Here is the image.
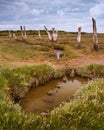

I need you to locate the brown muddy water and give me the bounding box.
[20,77,87,114]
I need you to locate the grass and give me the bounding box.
[50,78,104,130]
[0,31,104,67]
[76,64,104,78]
[0,64,104,130]
[0,30,104,129]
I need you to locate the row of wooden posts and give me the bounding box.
[76,18,98,51]
[9,18,98,52]
[9,25,27,39]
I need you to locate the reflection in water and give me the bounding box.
[20,77,87,113]
[54,49,63,59]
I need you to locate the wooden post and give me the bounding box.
[38,30,42,39]
[20,25,24,38]
[77,27,81,47]
[9,30,12,38]
[23,26,27,39]
[92,18,98,51]
[44,26,59,59]
[44,26,52,41]
[44,26,58,42]
[13,33,17,40]
[52,28,58,42]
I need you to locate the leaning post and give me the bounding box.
[92,18,98,51]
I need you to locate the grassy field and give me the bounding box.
[0,30,104,67]
[0,30,104,130]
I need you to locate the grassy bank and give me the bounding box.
[0,64,104,129]
[1,64,103,100]
[0,64,55,100]
[50,78,104,130]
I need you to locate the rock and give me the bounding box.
[56,85,61,89]
[56,83,61,88]
[41,112,50,116]
[70,69,75,77]
[47,90,53,96]
[62,76,67,82]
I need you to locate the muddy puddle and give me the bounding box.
[20,77,87,113]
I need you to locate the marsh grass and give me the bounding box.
[0,64,104,130]
[76,64,104,78]
[50,78,104,130]
[0,31,104,66]
[0,30,104,129]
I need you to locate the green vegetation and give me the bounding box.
[50,78,104,130]
[0,31,104,67]
[76,64,104,78]
[0,64,54,100]
[0,30,104,129]
[0,64,104,130]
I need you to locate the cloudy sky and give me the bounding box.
[0,0,104,32]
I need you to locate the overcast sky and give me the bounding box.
[0,0,104,32]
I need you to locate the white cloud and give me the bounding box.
[90,2,104,17]
[0,24,19,30]
[2,1,29,12]
[57,9,65,16]
[0,0,104,32]
[72,8,79,12]
[31,8,44,16]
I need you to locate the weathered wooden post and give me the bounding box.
[44,26,52,41]
[38,30,42,39]
[20,25,24,38]
[23,26,27,39]
[52,28,58,42]
[9,30,12,38]
[44,26,60,59]
[77,27,81,47]
[92,18,98,51]
[44,26,58,42]
[44,26,54,50]
[12,33,17,40]
[20,25,27,39]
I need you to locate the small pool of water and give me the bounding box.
[54,49,63,59]
[20,77,87,114]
